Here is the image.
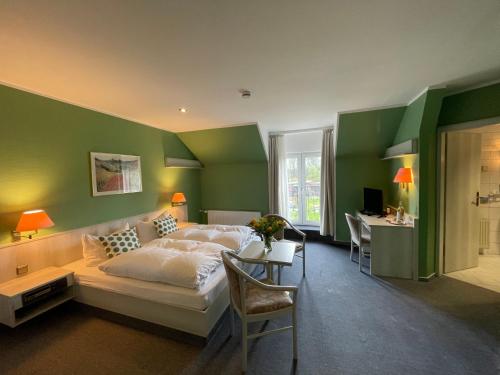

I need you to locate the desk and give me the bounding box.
[357,213,417,280]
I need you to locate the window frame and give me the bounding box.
[286,151,321,226]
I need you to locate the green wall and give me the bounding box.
[383,89,445,278]
[438,83,500,126]
[178,125,267,164]
[388,94,428,216]
[199,163,268,215]
[335,107,406,241]
[393,85,500,278]
[415,89,446,278]
[178,125,268,219]
[336,89,445,278]
[0,84,201,244]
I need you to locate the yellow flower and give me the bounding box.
[266,226,273,232]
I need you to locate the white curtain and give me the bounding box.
[268,134,288,216]
[320,128,335,236]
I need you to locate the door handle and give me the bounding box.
[471,192,479,207]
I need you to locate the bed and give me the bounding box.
[64,258,230,339]
[64,222,259,341]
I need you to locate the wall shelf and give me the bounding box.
[381,139,418,160]
[164,157,203,169]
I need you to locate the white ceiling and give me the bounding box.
[1,0,500,136]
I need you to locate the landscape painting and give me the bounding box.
[90,152,142,196]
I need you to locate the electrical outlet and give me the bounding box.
[16,264,28,276]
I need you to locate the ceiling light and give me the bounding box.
[179,108,187,113]
[239,89,251,98]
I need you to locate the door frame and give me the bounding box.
[436,116,500,276]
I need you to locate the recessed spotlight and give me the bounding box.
[179,108,187,113]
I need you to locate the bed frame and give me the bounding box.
[74,283,230,342]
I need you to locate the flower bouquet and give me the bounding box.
[248,216,286,251]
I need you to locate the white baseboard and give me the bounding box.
[418,272,436,282]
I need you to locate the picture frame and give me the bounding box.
[90,152,142,196]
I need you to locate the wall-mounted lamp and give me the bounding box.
[171,192,187,207]
[12,209,55,240]
[393,167,413,189]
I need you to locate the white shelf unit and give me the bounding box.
[0,267,74,327]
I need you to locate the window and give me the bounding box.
[286,152,321,225]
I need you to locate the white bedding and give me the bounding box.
[64,258,228,311]
[66,224,260,311]
[98,239,229,289]
[166,224,257,251]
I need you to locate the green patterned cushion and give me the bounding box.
[98,227,141,258]
[153,215,178,237]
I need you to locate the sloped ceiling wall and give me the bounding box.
[177,124,269,216]
[177,124,267,165]
[335,107,405,242]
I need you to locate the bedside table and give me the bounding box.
[0,267,74,328]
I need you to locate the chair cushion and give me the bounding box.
[245,282,293,314]
[279,239,304,252]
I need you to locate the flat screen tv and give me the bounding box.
[362,188,383,215]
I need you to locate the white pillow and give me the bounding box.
[135,211,173,244]
[82,223,129,267]
[135,221,158,244]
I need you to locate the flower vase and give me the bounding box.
[264,235,273,252]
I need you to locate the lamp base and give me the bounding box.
[11,230,37,241]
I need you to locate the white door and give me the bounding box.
[444,131,481,273]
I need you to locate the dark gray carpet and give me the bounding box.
[0,242,499,375]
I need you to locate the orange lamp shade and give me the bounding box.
[393,168,413,183]
[171,192,187,204]
[16,210,55,232]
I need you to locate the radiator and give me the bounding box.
[479,218,489,249]
[206,210,261,225]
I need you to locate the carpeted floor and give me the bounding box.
[0,242,499,375]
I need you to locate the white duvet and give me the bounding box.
[98,238,232,289]
[166,224,255,251]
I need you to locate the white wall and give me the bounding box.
[480,131,500,255]
[284,131,322,153]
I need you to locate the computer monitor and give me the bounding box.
[363,188,383,215]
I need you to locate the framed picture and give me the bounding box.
[90,152,142,196]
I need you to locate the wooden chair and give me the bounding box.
[264,214,306,279]
[222,251,298,372]
[345,213,372,274]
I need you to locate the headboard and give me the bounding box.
[0,206,187,283]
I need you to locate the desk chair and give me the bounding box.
[264,214,306,279]
[345,213,372,274]
[222,251,298,372]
